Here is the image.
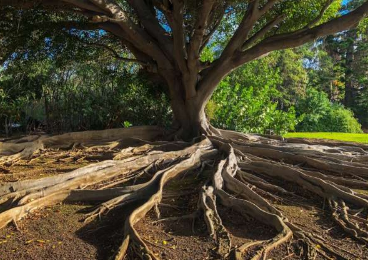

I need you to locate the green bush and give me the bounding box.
[296,88,363,133]
[0,58,172,134]
[324,104,363,133]
[209,81,299,135]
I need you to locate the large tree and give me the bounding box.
[1,0,367,137]
[1,1,368,260]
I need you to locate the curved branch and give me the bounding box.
[235,1,368,67]
[242,14,285,50]
[304,0,334,29]
[63,0,108,14]
[73,36,148,65]
[198,0,368,105]
[188,0,215,64]
[125,0,173,57]
[259,0,282,16]
[171,1,188,74]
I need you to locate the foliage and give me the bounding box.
[274,49,308,108]
[210,82,298,135]
[0,54,171,134]
[302,0,368,128]
[295,88,362,133]
[356,87,368,127]
[0,75,33,135]
[208,56,300,135]
[304,42,345,102]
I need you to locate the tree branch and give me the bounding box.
[125,0,173,57]
[259,0,282,16]
[188,0,215,65]
[63,0,108,15]
[98,23,157,67]
[235,0,368,67]
[303,0,334,29]
[73,36,148,65]
[242,14,285,51]
[219,0,260,60]
[171,1,188,73]
[86,0,173,70]
[198,0,368,109]
[199,7,226,54]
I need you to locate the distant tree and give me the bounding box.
[305,0,368,126]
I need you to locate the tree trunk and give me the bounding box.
[344,30,357,108]
[164,73,213,140]
[4,116,9,137]
[9,117,12,136]
[44,92,50,133]
[170,96,211,140]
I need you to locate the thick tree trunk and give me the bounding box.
[170,96,211,139]
[166,71,216,140]
[162,71,214,139]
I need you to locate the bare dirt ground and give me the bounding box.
[1,130,368,260]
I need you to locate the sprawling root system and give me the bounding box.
[1,126,368,259]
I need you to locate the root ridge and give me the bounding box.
[1,129,368,259]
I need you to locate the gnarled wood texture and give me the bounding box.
[1,127,368,259]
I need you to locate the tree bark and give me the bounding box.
[164,72,212,140]
[170,93,211,139]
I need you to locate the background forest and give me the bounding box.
[0,2,367,137]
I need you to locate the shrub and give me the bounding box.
[209,81,299,135]
[324,104,363,133]
[295,88,363,133]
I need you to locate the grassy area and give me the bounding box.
[284,132,368,144]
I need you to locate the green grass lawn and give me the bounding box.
[283,132,368,144]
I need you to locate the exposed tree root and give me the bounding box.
[0,126,164,165]
[1,128,368,259]
[328,199,368,244]
[113,147,218,260]
[238,160,368,208]
[199,183,232,258]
